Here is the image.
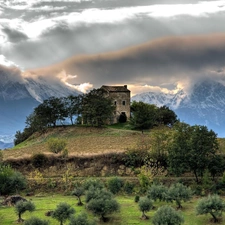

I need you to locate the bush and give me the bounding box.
[0,164,26,195]
[152,205,184,225]
[147,183,167,202]
[83,178,104,191]
[31,153,48,168]
[123,181,135,195]
[107,177,123,194]
[134,195,140,203]
[47,138,67,154]
[24,217,49,225]
[71,185,85,206]
[69,213,96,225]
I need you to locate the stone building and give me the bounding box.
[101,85,131,123]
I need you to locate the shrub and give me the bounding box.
[123,181,135,195]
[69,213,96,225]
[31,153,48,168]
[152,205,184,225]
[24,217,49,225]
[47,138,67,154]
[0,164,26,195]
[134,195,140,203]
[196,194,225,223]
[83,178,104,191]
[71,185,85,206]
[52,202,75,225]
[147,183,167,202]
[107,177,123,194]
[15,201,35,223]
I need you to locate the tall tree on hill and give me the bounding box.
[81,88,115,127]
[156,105,177,126]
[130,101,157,129]
[168,122,220,182]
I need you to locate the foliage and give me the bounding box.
[147,183,167,202]
[0,164,26,195]
[86,188,120,221]
[196,194,225,223]
[69,213,96,225]
[107,177,124,194]
[134,195,140,203]
[83,178,104,191]
[137,165,153,193]
[31,153,48,168]
[0,151,2,162]
[71,184,85,206]
[52,202,75,225]
[138,196,153,219]
[156,105,177,126]
[167,183,192,209]
[47,138,67,154]
[123,181,135,195]
[15,200,35,223]
[81,88,116,127]
[168,122,220,182]
[152,205,184,225]
[130,101,157,129]
[24,217,49,225]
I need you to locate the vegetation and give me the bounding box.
[71,184,85,206]
[15,201,35,223]
[47,138,67,154]
[147,183,167,202]
[138,196,153,219]
[24,217,49,225]
[107,177,124,194]
[152,205,184,225]
[69,213,96,225]
[196,194,225,223]
[52,202,75,225]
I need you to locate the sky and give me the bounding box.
[1,0,225,95]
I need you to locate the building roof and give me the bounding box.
[101,85,130,92]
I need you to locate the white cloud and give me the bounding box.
[0,54,20,67]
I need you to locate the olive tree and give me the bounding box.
[72,185,85,206]
[152,205,184,225]
[196,194,225,223]
[52,202,75,225]
[24,217,49,225]
[69,213,96,225]
[15,201,35,223]
[138,197,153,220]
[147,183,167,202]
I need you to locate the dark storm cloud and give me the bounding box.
[2,27,28,43]
[27,33,225,92]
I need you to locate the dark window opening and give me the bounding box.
[114,101,117,105]
[122,100,126,106]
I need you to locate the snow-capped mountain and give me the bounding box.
[132,79,225,137]
[0,65,80,148]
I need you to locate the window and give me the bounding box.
[122,100,126,106]
[114,101,117,105]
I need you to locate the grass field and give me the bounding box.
[0,194,222,225]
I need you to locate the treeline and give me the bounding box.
[14,88,177,145]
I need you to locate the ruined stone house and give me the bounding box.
[101,85,131,123]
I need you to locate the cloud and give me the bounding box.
[26,33,225,95]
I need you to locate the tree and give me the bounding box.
[71,185,85,206]
[156,105,177,126]
[47,138,67,154]
[168,122,219,182]
[52,202,75,225]
[15,200,35,223]
[24,217,49,225]
[167,183,192,209]
[64,95,82,125]
[138,197,153,220]
[86,189,120,221]
[196,194,225,223]
[152,205,184,225]
[0,164,26,195]
[69,213,96,225]
[147,183,167,202]
[130,101,157,129]
[81,88,115,127]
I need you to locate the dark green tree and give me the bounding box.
[152,205,184,225]
[72,185,85,206]
[81,88,115,127]
[107,177,123,194]
[52,202,75,225]
[196,194,225,223]
[15,201,35,223]
[168,122,219,182]
[147,183,167,202]
[130,101,157,129]
[138,197,153,220]
[156,105,177,126]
